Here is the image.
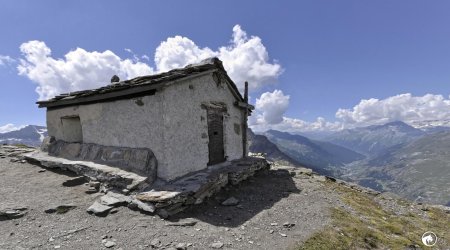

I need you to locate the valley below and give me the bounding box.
[250,121,450,207]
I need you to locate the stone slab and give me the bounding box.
[135,157,270,217]
[25,151,148,191]
[46,140,157,183]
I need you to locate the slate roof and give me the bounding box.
[37,57,244,108]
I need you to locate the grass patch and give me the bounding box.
[299,182,450,249]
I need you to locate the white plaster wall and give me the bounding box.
[46,73,244,181]
[160,74,244,180]
[46,93,166,171]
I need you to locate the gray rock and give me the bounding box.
[103,240,116,248]
[89,181,100,189]
[87,201,113,215]
[45,204,76,214]
[221,197,239,206]
[165,219,197,227]
[150,238,161,247]
[129,199,155,213]
[283,222,295,228]
[100,192,131,207]
[175,243,187,250]
[86,187,98,194]
[0,207,27,220]
[211,242,224,249]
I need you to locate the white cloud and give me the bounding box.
[250,93,450,133]
[0,55,15,66]
[155,36,217,73]
[154,25,282,92]
[275,117,343,132]
[18,41,154,100]
[335,93,450,127]
[0,124,25,133]
[255,90,290,125]
[17,25,281,101]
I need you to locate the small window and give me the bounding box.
[61,116,83,142]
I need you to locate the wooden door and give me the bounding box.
[207,109,225,165]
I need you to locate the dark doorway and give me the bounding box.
[207,108,225,165]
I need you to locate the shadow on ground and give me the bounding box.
[170,169,301,227]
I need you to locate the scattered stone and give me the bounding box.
[150,238,161,248]
[313,175,327,182]
[211,241,224,249]
[49,237,55,242]
[129,199,155,213]
[100,192,131,207]
[165,219,197,227]
[269,230,274,234]
[87,201,113,215]
[175,243,187,250]
[103,240,116,248]
[86,187,98,194]
[45,204,76,214]
[270,223,278,226]
[221,197,239,206]
[54,245,61,249]
[89,181,101,189]
[0,207,28,220]
[38,169,46,173]
[283,222,295,228]
[279,233,287,237]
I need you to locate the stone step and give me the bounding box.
[25,151,148,191]
[136,157,270,217]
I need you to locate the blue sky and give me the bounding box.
[1,1,450,132]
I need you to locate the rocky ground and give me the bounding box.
[0,145,449,249]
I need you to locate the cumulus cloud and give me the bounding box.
[0,55,15,66]
[155,36,217,72]
[250,93,450,133]
[17,25,280,101]
[255,90,290,125]
[155,25,282,92]
[0,124,25,133]
[336,93,450,127]
[18,41,154,100]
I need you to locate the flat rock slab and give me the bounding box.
[45,204,77,214]
[25,151,148,191]
[129,199,156,213]
[87,201,113,215]
[0,207,28,220]
[136,157,270,217]
[165,219,197,227]
[221,197,239,206]
[100,191,132,206]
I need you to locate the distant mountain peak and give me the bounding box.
[0,124,47,147]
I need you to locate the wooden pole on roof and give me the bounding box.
[242,81,249,158]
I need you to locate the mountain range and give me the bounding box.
[250,121,449,206]
[262,130,364,175]
[0,125,47,147]
[323,121,426,156]
[344,130,450,206]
